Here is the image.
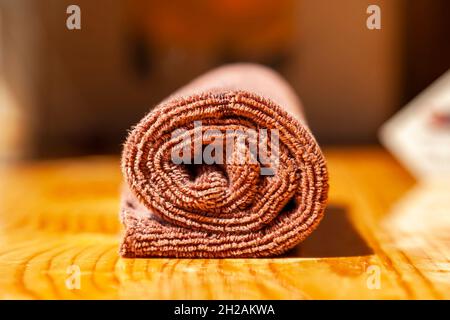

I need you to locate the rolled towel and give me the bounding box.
[120,64,328,258]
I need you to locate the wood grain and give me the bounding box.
[0,147,448,299]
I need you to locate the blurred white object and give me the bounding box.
[382,180,450,288]
[380,69,450,181]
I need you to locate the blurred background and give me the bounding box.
[0,0,449,159]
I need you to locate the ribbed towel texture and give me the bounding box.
[120,64,328,258]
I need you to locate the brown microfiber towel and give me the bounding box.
[120,63,328,258]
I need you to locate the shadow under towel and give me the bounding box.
[120,63,328,258]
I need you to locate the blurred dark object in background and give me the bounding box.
[403,0,450,105]
[0,0,449,158]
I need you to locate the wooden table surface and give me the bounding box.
[0,147,448,299]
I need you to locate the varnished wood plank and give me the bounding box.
[0,148,448,299]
